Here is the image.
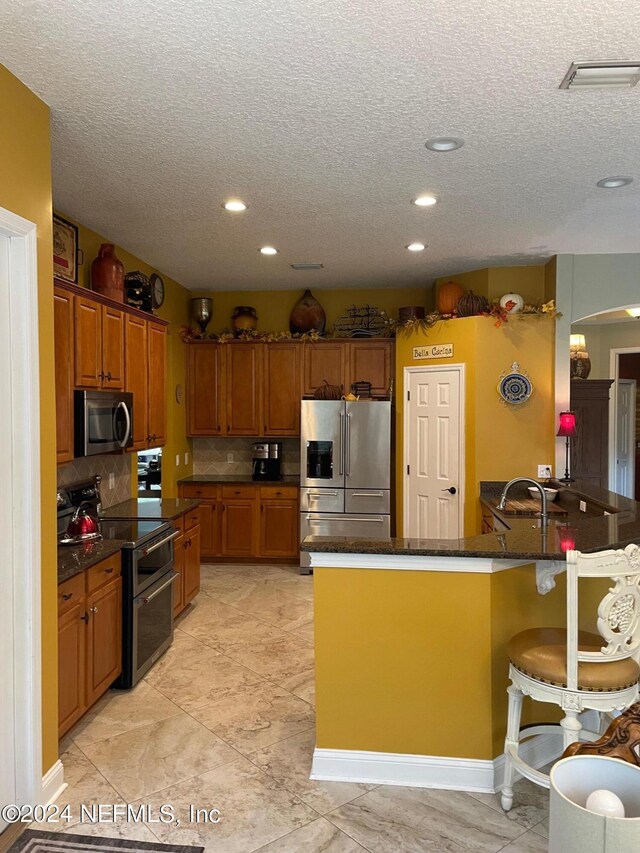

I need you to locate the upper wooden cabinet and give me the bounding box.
[74,298,124,390]
[225,343,262,435]
[55,280,169,461]
[147,322,167,447]
[187,343,225,435]
[264,343,302,435]
[54,285,75,463]
[186,339,393,437]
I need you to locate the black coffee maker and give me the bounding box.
[252,442,283,481]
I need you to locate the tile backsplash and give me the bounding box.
[57,454,132,508]
[193,437,300,477]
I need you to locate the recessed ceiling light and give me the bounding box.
[406,242,426,252]
[626,307,640,318]
[413,194,437,207]
[560,60,640,90]
[223,199,248,212]
[259,246,278,255]
[596,176,633,188]
[425,137,464,152]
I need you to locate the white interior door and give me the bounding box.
[0,234,16,829]
[405,366,463,539]
[615,378,636,498]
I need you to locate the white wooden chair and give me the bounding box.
[501,543,640,811]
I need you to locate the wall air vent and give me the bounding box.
[290,263,324,270]
[560,60,640,90]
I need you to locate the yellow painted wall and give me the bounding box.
[435,264,548,308]
[194,287,429,335]
[55,215,193,497]
[395,315,555,535]
[0,65,57,774]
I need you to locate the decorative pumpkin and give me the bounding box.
[456,290,490,317]
[499,293,524,314]
[436,280,464,314]
[314,379,343,400]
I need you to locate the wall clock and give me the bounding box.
[150,273,165,309]
[498,362,533,405]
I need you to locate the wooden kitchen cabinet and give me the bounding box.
[221,497,258,557]
[85,576,122,706]
[570,379,614,490]
[173,529,185,617]
[260,486,299,557]
[302,341,347,397]
[124,313,148,449]
[147,321,167,447]
[263,342,302,435]
[196,501,219,558]
[187,343,225,435]
[74,297,124,390]
[225,343,262,435]
[58,595,87,737]
[348,340,393,398]
[57,553,122,739]
[183,525,201,604]
[54,285,75,463]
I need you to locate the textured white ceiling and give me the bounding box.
[2,0,640,291]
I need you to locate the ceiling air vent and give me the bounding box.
[560,60,640,90]
[290,263,324,270]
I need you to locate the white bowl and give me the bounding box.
[528,486,558,502]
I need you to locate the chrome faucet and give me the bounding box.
[498,477,548,524]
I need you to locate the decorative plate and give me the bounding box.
[498,362,533,405]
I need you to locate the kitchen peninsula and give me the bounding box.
[303,480,640,793]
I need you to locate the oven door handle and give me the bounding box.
[140,529,180,557]
[140,571,178,605]
[116,400,131,448]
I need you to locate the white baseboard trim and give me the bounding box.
[40,760,66,806]
[312,733,563,794]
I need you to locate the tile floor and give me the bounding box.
[45,563,550,852]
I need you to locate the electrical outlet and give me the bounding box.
[580,500,587,512]
[184,452,189,465]
[227,452,234,463]
[176,454,180,466]
[537,464,552,479]
[108,473,115,489]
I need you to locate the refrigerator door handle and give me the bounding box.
[339,410,344,475]
[346,412,352,476]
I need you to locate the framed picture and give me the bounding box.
[53,214,79,283]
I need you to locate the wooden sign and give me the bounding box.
[412,343,454,360]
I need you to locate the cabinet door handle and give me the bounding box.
[261,504,264,512]
[80,612,89,623]
[222,505,226,512]
[107,371,112,381]
[234,490,241,495]
[105,567,114,574]
[62,592,73,601]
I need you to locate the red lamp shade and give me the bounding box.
[557,410,577,438]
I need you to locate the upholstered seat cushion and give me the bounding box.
[508,627,640,691]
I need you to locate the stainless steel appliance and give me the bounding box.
[57,479,178,689]
[252,441,283,481]
[74,390,133,457]
[299,400,391,571]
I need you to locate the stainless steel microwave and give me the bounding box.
[74,390,134,457]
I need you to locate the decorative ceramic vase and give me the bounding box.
[91,243,125,303]
[191,298,213,335]
[232,306,257,335]
[571,355,592,379]
[290,289,326,335]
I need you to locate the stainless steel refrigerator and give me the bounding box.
[299,400,391,571]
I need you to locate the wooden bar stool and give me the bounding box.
[501,543,640,811]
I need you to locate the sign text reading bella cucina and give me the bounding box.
[412,343,454,360]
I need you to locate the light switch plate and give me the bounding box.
[580,500,587,512]
[108,473,115,489]
[184,452,189,465]
[227,452,234,463]
[537,464,552,479]
[176,454,180,466]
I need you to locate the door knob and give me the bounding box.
[441,487,457,495]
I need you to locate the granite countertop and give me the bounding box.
[100,497,201,520]
[58,538,126,584]
[301,480,640,561]
[178,475,300,486]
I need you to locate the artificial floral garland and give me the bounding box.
[179,300,559,342]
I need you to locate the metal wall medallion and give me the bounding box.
[498,362,533,405]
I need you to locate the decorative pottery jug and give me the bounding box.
[290,289,326,335]
[91,243,125,303]
[232,306,257,335]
